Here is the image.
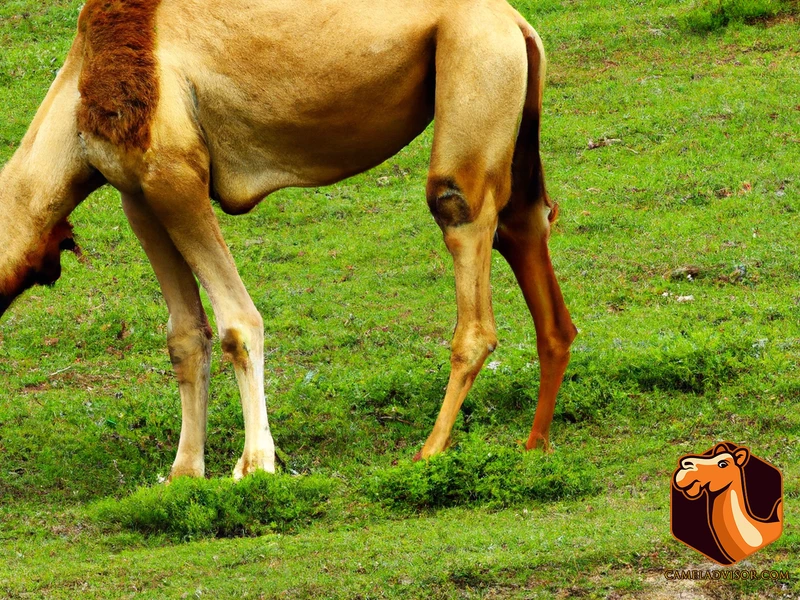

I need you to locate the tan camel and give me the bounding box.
[0,0,576,480]
[673,444,783,563]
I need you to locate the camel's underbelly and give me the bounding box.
[200,68,435,214]
[157,0,439,213]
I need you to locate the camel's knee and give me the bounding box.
[221,313,263,370]
[167,318,213,383]
[497,199,554,247]
[537,324,577,364]
[451,324,498,375]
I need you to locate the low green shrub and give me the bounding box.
[90,472,335,540]
[679,0,794,31]
[364,436,600,511]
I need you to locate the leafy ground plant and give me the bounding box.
[365,436,600,511]
[90,472,335,539]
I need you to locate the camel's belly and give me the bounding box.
[157,0,439,212]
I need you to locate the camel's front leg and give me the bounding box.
[122,193,212,479]
[141,167,274,479]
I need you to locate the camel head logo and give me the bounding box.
[671,442,783,565]
[674,445,751,498]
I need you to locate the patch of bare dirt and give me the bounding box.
[639,571,712,600]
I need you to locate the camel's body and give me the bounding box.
[0,0,577,480]
[93,0,448,207]
[674,445,783,563]
[166,0,438,209]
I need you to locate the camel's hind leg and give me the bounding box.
[495,20,577,451]
[122,194,212,479]
[495,200,576,451]
[416,10,528,459]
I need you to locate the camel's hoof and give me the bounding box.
[525,435,552,453]
[167,463,205,483]
[414,436,452,461]
[233,452,276,480]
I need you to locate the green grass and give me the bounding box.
[2,0,800,597]
[679,0,798,31]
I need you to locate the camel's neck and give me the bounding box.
[1,46,92,226]
[0,38,97,257]
[0,36,104,304]
[710,478,764,560]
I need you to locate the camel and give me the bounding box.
[0,0,577,481]
[673,443,783,563]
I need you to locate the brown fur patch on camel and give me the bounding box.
[77,0,161,150]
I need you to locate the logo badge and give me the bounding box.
[671,442,783,565]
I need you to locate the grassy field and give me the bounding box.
[1,0,799,597]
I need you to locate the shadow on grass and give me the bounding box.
[555,334,761,422]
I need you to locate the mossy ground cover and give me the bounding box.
[1,0,799,597]
[90,473,336,540]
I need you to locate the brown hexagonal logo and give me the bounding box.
[671,442,783,565]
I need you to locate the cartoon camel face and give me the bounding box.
[674,444,749,498]
[672,443,783,564]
